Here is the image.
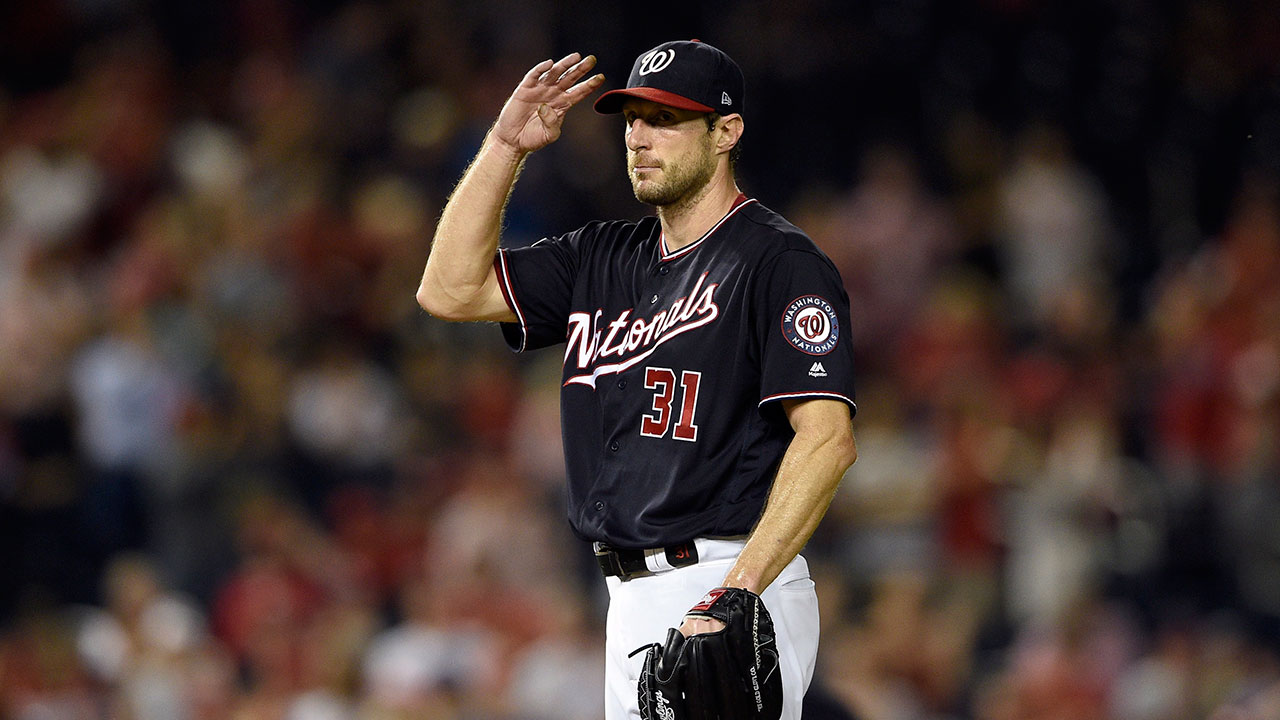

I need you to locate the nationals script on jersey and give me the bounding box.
[494,195,856,547]
[562,270,720,388]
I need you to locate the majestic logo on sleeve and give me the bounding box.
[563,272,720,388]
[781,295,839,355]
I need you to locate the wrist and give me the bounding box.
[485,131,529,164]
[720,570,764,595]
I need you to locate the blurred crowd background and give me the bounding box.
[1,0,1279,718]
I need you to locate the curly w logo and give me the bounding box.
[638,49,675,75]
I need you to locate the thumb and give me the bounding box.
[537,102,559,128]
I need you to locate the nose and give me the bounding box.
[625,117,651,151]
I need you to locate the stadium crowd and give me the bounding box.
[1,1,1278,718]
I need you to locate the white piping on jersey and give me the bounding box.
[496,249,528,352]
[658,197,758,261]
[758,391,857,415]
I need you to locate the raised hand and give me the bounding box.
[491,53,605,155]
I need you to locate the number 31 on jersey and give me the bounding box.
[640,366,701,442]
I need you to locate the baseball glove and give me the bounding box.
[634,587,782,720]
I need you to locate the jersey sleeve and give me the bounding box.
[493,229,587,352]
[756,249,858,415]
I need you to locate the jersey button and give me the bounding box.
[617,379,627,389]
[650,294,659,304]
[595,501,605,511]
[659,266,670,275]
[609,440,620,451]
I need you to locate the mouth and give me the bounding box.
[629,156,661,174]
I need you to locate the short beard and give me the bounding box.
[628,139,717,209]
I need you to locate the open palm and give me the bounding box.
[492,53,605,154]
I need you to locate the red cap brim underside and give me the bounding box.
[593,87,715,114]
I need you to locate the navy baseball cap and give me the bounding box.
[594,40,745,117]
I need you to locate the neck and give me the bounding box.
[657,171,742,251]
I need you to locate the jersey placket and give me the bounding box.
[596,253,683,446]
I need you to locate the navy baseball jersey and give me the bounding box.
[494,195,856,547]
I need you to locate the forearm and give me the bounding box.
[417,53,601,321]
[722,421,856,594]
[417,133,526,320]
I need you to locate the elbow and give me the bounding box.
[788,398,859,475]
[834,428,858,474]
[416,282,467,322]
[843,442,858,473]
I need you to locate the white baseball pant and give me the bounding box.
[602,538,819,720]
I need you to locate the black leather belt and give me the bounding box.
[594,540,699,580]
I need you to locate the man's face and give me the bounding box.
[621,99,716,208]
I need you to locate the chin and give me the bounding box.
[634,188,674,206]
[631,181,662,205]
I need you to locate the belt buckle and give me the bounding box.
[594,542,626,578]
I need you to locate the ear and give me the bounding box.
[715,114,744,156]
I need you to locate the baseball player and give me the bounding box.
[417,41,857,720]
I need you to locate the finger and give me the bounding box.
[677,615,719,637]
[562,73,606,106]
[521,58,555,87]
[555,54,598,87]
[540,52,582,83]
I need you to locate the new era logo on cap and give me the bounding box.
[594,40,745,117]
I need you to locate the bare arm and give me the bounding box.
[416,53,605,322]
[680,397,857,635]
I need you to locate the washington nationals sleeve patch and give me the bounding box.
[780,295,840,355]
